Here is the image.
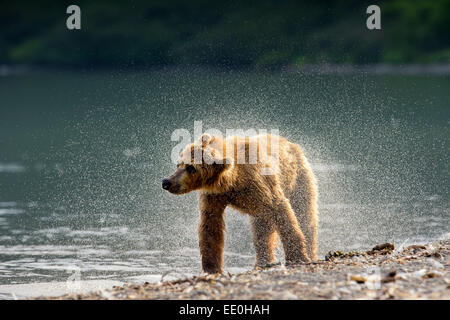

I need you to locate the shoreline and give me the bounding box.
[37,239,449,300]
[2,63,450,76]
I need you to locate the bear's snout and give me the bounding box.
[162,178,171,190]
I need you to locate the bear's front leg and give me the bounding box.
[198,193,227,274]
[269,197,310,264]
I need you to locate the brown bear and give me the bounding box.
[162,133,318,274]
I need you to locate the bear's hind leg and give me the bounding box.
[269,197,310,264]
[250,216,278,268]
[289,164,319,261]
[290,196,318,261]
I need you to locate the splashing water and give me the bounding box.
[0,68,448,290]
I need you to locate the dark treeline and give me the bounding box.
[1,0,449,69]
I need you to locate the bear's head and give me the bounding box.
[162,133,233,194]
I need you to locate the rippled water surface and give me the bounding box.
[0,69,448,288]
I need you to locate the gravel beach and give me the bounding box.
[40,239,449,300]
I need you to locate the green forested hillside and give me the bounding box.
[1,0,449,68]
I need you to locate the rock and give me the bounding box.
[31,239,449,300]
[407,245,426,250]
[381,270,397,283]
[365,242,396,255]
[423,270,443,278]
[350,275,367,283]
[412,269,427,277]
[394,272,408,281]
[371,243,395,252]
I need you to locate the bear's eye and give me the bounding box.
[186,165,196,174]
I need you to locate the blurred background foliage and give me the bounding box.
[0,0,449,69]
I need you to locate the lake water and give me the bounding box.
[0,68,448,294]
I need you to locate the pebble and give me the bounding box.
[34,239,449,300]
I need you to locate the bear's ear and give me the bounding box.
[197,133,215,147]
[213,155,233,167]
[212,158,233,173]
